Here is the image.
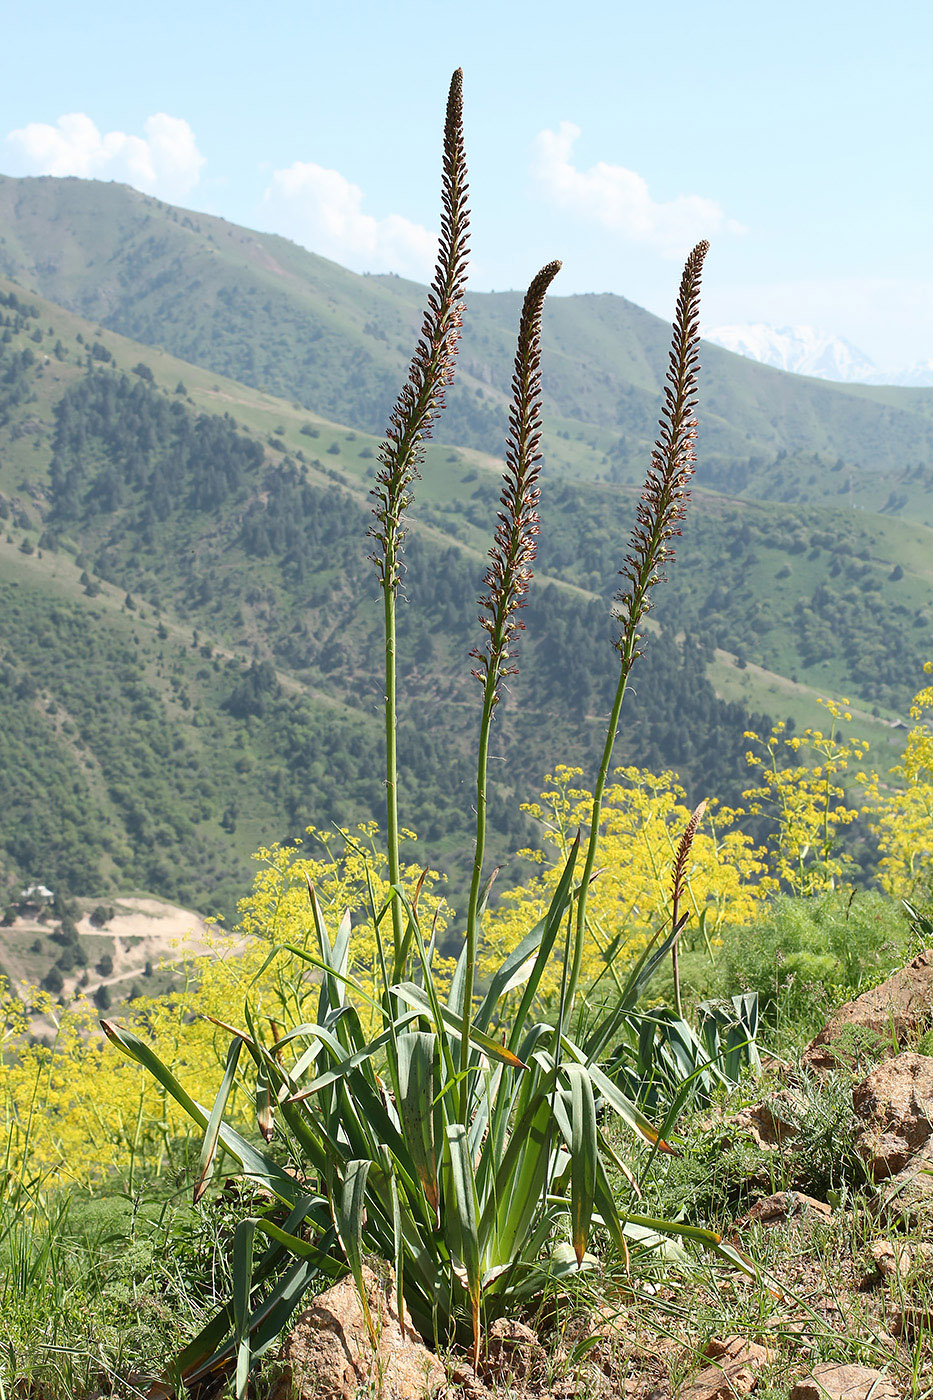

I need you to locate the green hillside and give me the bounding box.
[3,175,933,514]
[1,278,782,919]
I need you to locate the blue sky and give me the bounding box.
[1,0,930,368]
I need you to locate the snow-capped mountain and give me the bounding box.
[704,323,933,388]
[889,359,933,388]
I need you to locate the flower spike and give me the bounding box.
[470,259,561,700]
[615,239,709,656]
[369,69,470,592]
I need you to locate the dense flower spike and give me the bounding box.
[672,798,708,916]
[369,70,470,968]
[369,69,470,590]
[459,260,561,1112]
[670,797,707,1015]
[568,241,709,1013]
[470,259,561,699]
[615,240,709,655]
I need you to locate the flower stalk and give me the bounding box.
[460,259,561,1108]
[568,240,709,1014]
[368,69,470,969]
[670,798,706,1017]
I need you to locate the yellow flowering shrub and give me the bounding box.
[861,664,933,898]
[1,826,450,1189]
[6,690,932,1194]
[1,942,267,1190]
[478,766,770,1005]
[743,698,867,895]
[235,822,452,1026]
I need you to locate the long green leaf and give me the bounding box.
[393,983,527,1068]
[181,1254,335,1386]
[242,1000,276,1144]
[506,838,579,1054]
[101,1021,304,1205]
[565,1065,597,1266]
[172,1197,329,1380]
[446,1124,481,1364]
[285,1015,418,1103]
[193,1035,243,1205]
[473,917,548,1033]
[488,1090,553,1265]
[255,1060,274,1143]
[388,884,458,1088]
[232,1218,256,1400]
[582,919,682,1062]
[332,1159,376,1345]
[618,1208,758,1278]
[396,1032,440,1221]
[560,1036,677,1153]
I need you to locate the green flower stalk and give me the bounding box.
[368,69,470,968]
[568,239,710,1012]
[460,259,561,1103]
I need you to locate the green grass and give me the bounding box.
[0,1169,277,1400]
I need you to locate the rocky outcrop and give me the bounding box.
[804,950,933,1072]
[730,1192,832,1237]
[681,1336,774,1400]
[870,1238,933,1282]
[789,1361,899,1400]
[727,1093,806,1150]
[852,1052,933,1179]
[274,1266,445,1400]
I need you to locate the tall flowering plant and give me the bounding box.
[105,78,747,1397]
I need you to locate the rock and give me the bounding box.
[435,1361,490,1400]
[852,1052,933,1178]
[874,1144,933,1225]
[731,1192,832,1235]
[680,1336,774,1400]
[274,1265,445,1400]
[681,1365,756,1399]
[703,1337,773,1367]
[703,1090,806,1152]
[482,1318,546,1385]
[870,1238,933,1281]
[789,1361,899,1400]
[804,950,933,1072]
[732,1094,805,1149]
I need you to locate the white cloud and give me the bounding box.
[261,161,437,280]
[4,113,205,201]
[530,122,744,256]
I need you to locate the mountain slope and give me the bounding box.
[3,176,933,500]
[1,277,783,919]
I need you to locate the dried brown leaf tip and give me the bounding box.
[616,239,709,654]
[471,259,561,700]
[369,69,470,589]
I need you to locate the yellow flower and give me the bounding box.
[478,766,770,1008]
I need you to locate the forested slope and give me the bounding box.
[3,175,933,500]
[0,281,772,918]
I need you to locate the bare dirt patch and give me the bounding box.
[1,895,245,1036]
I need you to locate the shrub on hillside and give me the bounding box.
[716,889,910,1035]
[42,965,63,994]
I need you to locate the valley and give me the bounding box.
[0,178,930,929]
